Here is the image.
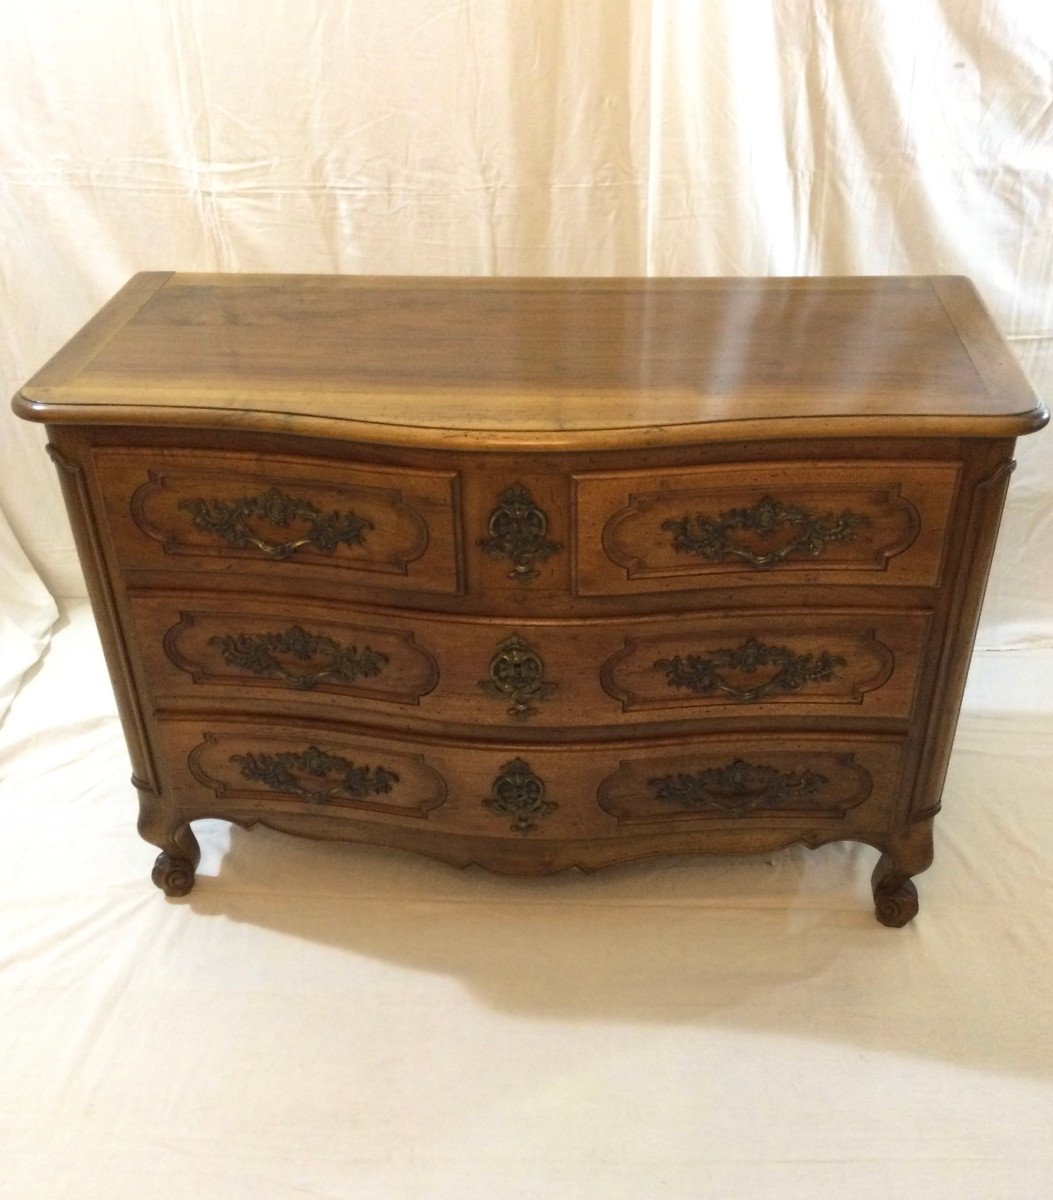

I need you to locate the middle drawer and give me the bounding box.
[129,593,930,730]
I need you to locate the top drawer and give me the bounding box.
[573,460,960,595]
[93,447,463,595]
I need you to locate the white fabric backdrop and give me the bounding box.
[0,508,57,720]
[2,2,1052,667]
[2,7,1052,1197]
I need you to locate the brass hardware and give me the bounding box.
[483,758,555,834]
[178,486,372,559]
[231,746,399,805]
[209,626,388,690]
[479,634,556,719]
[663,495,865,569]
[648,759,829,817]
[654,637,845,702]
[478,484,561,582]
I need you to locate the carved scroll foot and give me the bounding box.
[872,871,919,927]
[137,785,200,898]
[870,817,934,928]
[152,851,197,897]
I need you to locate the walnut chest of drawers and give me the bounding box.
[15,274,1047,925]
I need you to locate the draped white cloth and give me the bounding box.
[0,508,56,720]
[1,1,1051,648]
[1,4,1051,1196]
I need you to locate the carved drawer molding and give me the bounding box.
[599,613,922,718]
[132,469,426,567]
[572,461,962,595]
[95,447,464,594]
[161,610,439,703]
[597,746,886,827]
[188,732,448,819]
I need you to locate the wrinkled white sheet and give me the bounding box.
[1,1,1052,645]
[0,507,56,722]
[1,5,1052,1193]
[0,604,1050,1199]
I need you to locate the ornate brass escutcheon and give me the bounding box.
[483,758,556,834]
[479,634,557,720]
[662,494,865,569]
[478,483,561,582]
[177,486,372,560]
[654,637,845,702]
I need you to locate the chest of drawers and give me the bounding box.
[15,274,1046,925]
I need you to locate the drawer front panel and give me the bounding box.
[157,722,905,840]
[94,448,462,594]
[598,610,929,720]
[151,604,440,706]
[574,461,960,594]
[133,595,929,726]
[596,740,901,827]
[186,729,448,820]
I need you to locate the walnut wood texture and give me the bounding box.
[129,595,926,731]
[576,460,959,592]
[14,274,1046,445]
[14,274,1048,923]
[156,720,905,844]
[101,446,462,594]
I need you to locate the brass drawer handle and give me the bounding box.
[648,759,829,816]
[654,637,845,702]
[177,486,372,560]
[479,634,557,720]
[662,494,865,569]
[478,483,561,582]
[483,758,556,834]
[208,626,389,691]
[231,746,399,805]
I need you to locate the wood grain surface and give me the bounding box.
[15,273,1047,446]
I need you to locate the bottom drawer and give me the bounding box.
[155,721,906,843]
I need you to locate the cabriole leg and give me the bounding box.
[137,786,200,897]
[871,817,935,927]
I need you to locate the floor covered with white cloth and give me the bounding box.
[1,602,1050,1199]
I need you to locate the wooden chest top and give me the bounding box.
[14,273,1046,447]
